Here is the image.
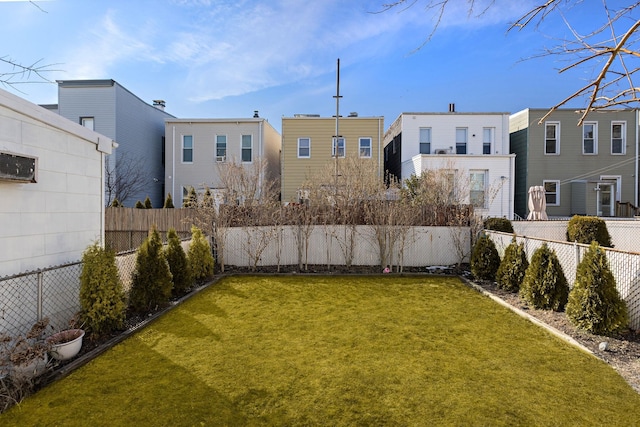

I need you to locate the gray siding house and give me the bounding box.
[52,80,174,207]
[165,116,281,207]
[510,108,638,218]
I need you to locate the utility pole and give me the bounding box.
[333,58,342,197]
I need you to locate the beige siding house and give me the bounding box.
[281,115,384,203]
[165,117,281,206]
[510,108,638,218]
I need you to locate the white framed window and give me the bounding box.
[482,127,493,154]
[611,121,626,154]
[583,122,597,154]
[419,127,431,154]
[241,134,252,162]
[81,117,94,131]
[332,137,345,158]
[216,135,227,162]
[543,180,560,206]
[469,170,486,208]
[182,135,193,163]
[298,137,310,158]
[545,122,560,155]
[455,128,467,154]
[359,137,372,158]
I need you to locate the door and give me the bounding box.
[597,183,615,217]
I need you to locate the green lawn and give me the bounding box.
[3,275,640,426]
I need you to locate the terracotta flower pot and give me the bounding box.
[46,329,85,361]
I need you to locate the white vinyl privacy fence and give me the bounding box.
[219,225,470,269]
[486,230,640,330]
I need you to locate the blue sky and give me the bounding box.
[0,0,622,132]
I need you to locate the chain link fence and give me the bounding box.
[0,263,82,338]
[0,239,191,340]
[487,230,640,330]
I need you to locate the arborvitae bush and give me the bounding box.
[566,215,613,247]
[496,237,528,292]
[566,242,628,335]
[163,193,174,208]
[202,187,214,208]
[484,217,514,233]
[110,199,121,207]
[135,200,145,209]
[470,234,500,281]
[164,228,193,297]
[79,242,126,337]
[129,227,173,312]
[144,196,153,209]
[188,225,214,282]
[520,243,569,311]
[183,187,198,208]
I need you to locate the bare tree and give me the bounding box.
[402,159,505,265]
[190,159,280,272]
[104,153,150,207]
[377,1,640,123]
[1,3,59,90]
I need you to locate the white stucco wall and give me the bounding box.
[0,89,114,277]
[402,154,516,219]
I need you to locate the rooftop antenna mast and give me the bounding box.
[333,58,342,196]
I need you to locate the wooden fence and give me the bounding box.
[105,208,195,232]
[105,208,196,252]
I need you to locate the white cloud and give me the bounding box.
[59,1,534,101]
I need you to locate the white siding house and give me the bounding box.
[0,89,115,277]
[384,111,515,219]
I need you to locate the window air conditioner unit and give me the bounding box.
[0,151,37,183]
[216,156,226,162]
[435,149,448,155]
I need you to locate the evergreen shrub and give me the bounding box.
[164,193,174,208]
[566,215,613,247]
[165,228,193,296]
[129,226,173,312]
[566,242,628,335]
[520,243,569,311]
[144,196,152,209]
[135,200,145,209]
[484,217,514,233]
[496,237,528,292]
[188,225,214,282]
[470,234,500,281]
[79,242,126,337]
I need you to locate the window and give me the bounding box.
[545,122,560,154]
[483,128,493,155]
[241,135,252,162]
[332,137,345,157]
[583,122,597,154]
[419,128,431,154]
[298,138,310,158]
[359,137,372,158]
[216,135,227,161]
[543,180,560,206]
[612,122,626,154]
[469,170,486,208]
[80,117,94,131]
[455,128,467,154]
[182,135,193,163]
